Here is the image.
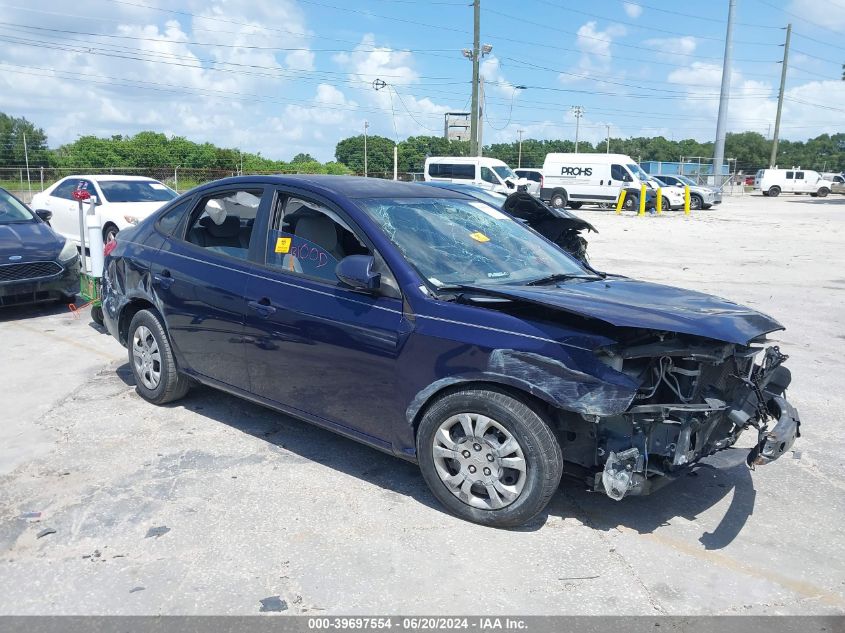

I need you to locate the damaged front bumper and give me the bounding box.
[579,344,801,501]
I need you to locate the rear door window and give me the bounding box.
[786,171,794,179]
[795,171,804,180]
[184,188,263,260]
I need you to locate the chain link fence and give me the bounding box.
[0,166,428,203]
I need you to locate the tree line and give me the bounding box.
[2,112,842,176]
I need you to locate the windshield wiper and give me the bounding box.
[525,273,599,286]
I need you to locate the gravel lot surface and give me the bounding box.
[1,192,843,615]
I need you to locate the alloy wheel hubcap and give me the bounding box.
[432,413,527,510]
[132,325,162,390]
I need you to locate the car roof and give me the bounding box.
[59,175,162,182]
[195,175,470,199]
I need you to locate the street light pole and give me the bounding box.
[712,0,736,186]
[518,129,524,168]
[605,124,611,154]
[770,23,792,168]
[469,0,480,156]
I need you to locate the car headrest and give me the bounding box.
[296,214,337,250]
[200,215,241,238]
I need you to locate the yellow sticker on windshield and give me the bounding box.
[274,237,292,253]
[469,232,490,243]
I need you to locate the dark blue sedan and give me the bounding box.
[102,176,799,526]
[0,187,80,307]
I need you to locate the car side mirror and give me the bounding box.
[336,254,380,292]
[35,209,52,223]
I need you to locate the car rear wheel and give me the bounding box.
[568,201,583,209]
[550,191,567,209]
[91,305,104,326]
[416,387,563,527]
[768,186,781,197]
[128,309,190,405]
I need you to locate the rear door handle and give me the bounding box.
[248,298,277,318]
[154,269,175,289]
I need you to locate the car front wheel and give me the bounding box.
[417,387,563,527]
[128,309,190,405]
[768,186,781,197]
[818,187,830,198]
[103,224,119,244]
[690,194,703,210]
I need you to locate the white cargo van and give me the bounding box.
[424,156,530,194]
[540,153,652,208]
[754,168,833,197]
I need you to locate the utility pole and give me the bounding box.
[572,106,584,153]
[22,131,32,196]
[605,124,611,154]
[478,76,485,157]
[469,0,480,156]
[712,0,736,188]
[517,129,524,168]
[770,23,791,168]
[363,120,369,177]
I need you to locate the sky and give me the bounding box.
[0,0,843,162]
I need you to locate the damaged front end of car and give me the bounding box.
[573,335,800,500]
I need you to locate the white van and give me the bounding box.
[754,168,833,197]
[424,156,531,194]
[540,153,652,208]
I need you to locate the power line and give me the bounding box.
[486,6,779,60]
[754,0,845,37]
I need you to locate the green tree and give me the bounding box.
[335,134,396,174]
[0,113,50,167]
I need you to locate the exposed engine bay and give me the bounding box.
[566,333,800,500]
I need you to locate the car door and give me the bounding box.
[242,188,409,443]
[43,179,79,239]
[152,184,269,390]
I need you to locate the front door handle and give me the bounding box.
[248,298,277,318]
[154,269,175,289]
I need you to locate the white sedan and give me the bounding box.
[30,175,178,244]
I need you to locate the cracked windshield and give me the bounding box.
[356,197,587,287]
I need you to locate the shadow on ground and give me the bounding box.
[117,363,755,547]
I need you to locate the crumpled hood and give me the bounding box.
[473,277,784,345]
[0,222,64,263]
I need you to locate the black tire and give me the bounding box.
[549,190,567,209]
[818,187,830,198]
[768,186,781,197]
[416,386,563,528]
[661,196,671,212]
[103,224,119,244]
[567,201,583,209]
[623,195,637,211]
[127,309,190,405]
[690,194,703,210]
[91,305,104,325]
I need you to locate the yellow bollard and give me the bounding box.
[638,183,646,216]
[615,189,626,214]
[684,185,691,215]
[656,187,663,214]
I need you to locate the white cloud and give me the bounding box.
[787,0,845,30]
[666,61,845,140]
[643,36,697,56]
[623,2,643,19]
[560,21,627,83]
[333,34,453,140]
